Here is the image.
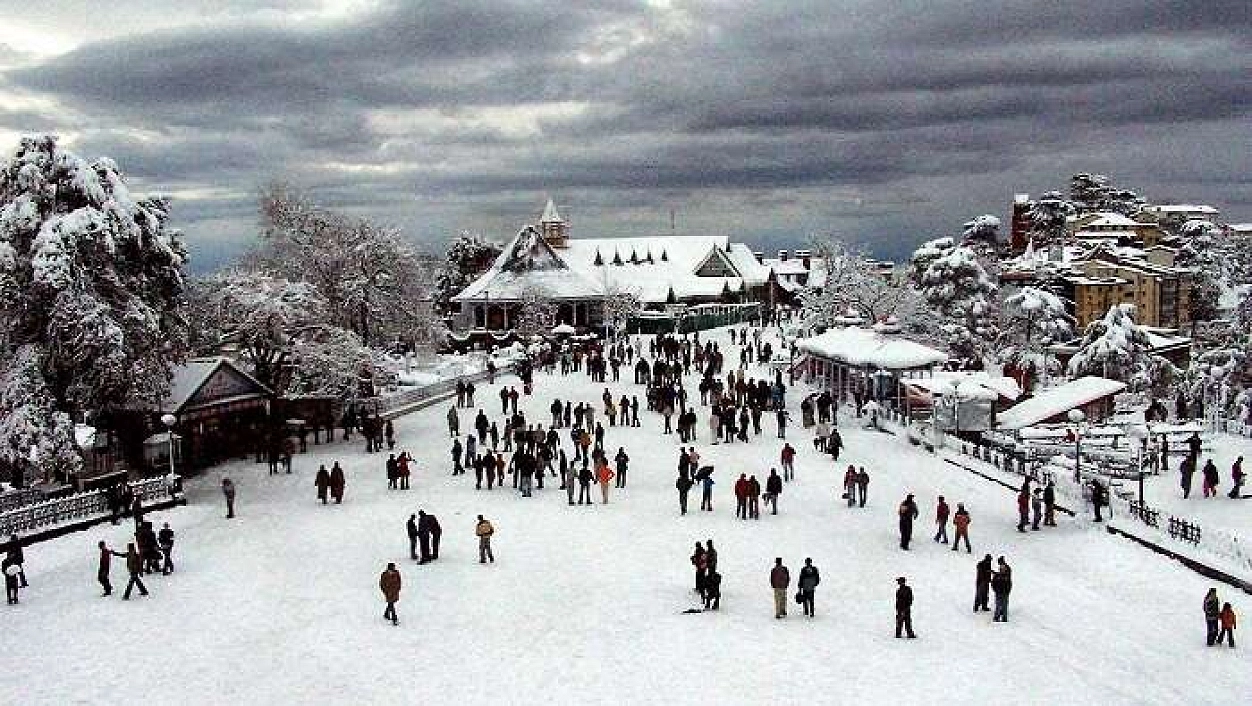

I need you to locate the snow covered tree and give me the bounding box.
[962,215,1000,245]
[188,272,329,392]
[1027,191,1072,247]
[515,285,556,338]
[1067,304,1172,393]
[1069,173,1145,217]
[0,136,189,484]
[601,273,643,339]
[907,236,954,287]
[285,327,387,401]
[998,287,1074,389]
[1175,235,1223,330]
[918,245,999,361]
[1180,345,1248,421]
[258,183,434,346]
[800,237,925,330]
[433,232,502,314]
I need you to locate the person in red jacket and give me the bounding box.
[1217,602,1237,648]
[934,496,950,544]
[770,558,791,619]
[843,466,858,508]
[734,474,750,519]
[952,503,971,552]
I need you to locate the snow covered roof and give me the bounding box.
[1142,204,1219,215]
[797,327,947,370]
[765,258,810,275]
[155,357,273,414]
[563,235,744,304]
[904,371,1024,401]
[996,377,1127,430]
[540,198,563,224]
[1074,213,1152,229]
[1229,223,1252,234]
[453,226,602,302]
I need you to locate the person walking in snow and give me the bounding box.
[898,493,919,550]
[221,478,237,519]
[1230,457,1245,499]
[676,473,693,515]
[747,475,762,519]
[406,514,419,561]
[1016,488,1030,533]
[614,447,629,488]
[933,496,949,544]
[1202,460,1220,498]
[315,465,331,504]
[691,542,708,598]
[476,515,495,564]
[734,474,750,519]
[952,503,972,552]
[991,556,1012,622]
[1043,480,1057,526]
[577,463,594,505]
[974,554,993,612]
[1090,479,1107,522]
[417,510,437,563]
[97,541,117,596]
[380,563,401,626]
[703,568,721,611]
[1205,588,1221,646]
[780,443,796,481]
[770,558,791,619]
[158,522,175,575]
[1030,488,1043,531]
[596,459,614,504]
[1217,602,1237,648]
[828,428,843,462]
[894,577,916,638]
[330,462,346,504]
[798,558,820,617]
[701,473,715,512]
[121,543,148,600]
[425,511,442,560]
[856,467,869,507]
[764,469,782,515]
[447,405,459,437]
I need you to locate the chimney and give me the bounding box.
[797,249,811,270]
[753,251,764,264]
[778,249,789,261]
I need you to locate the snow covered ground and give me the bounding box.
[8,327,1250,705]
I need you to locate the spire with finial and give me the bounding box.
[538,197,568,248]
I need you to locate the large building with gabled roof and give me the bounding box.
[449,199,779,331]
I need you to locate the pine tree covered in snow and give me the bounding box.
[1175,234,1223,328]
[0,136,188,484]
[1069,173,1145,217]
[1027,191,1072,246]
[998,287,1074,389]
[1180,345,1248,421]
[918,245,999,361]
[907,236,954,287]
[1067,304,1175,393]
[434,232,502,314]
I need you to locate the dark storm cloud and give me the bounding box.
[2,0,1249,269]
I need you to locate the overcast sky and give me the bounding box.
[1,0,1248,271]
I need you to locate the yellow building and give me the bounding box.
[1063,250,1192,329]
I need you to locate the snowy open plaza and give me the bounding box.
[6,326,1250,705]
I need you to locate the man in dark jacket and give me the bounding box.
[121,543,148,600]
[770,558,790,619]
[424,510,442,560]
[158,522,175,575]
[991,556,1013,622]
[974,554,993,612]
[416,511,434,563]
[703,569,722,611]
[1043,480,1057,526]
[934,496,950,544]
[676,473,693,515]
[406,514,419,560]
[614,448,629,489]
[380,562,401,626]
[895,577,916,638]
[747,475,762,519]
[828,429,843,461]
[764,469,783,515]
[798,558,820,617]
[97,541,115,596]
[898,494,919,550]
[5,535,27,588]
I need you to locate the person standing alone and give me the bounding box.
[379,562,401,626]
[894,577,916,638]
[476,515,495,564]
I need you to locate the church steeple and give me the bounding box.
[538,198,568,248]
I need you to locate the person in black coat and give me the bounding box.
[5,535,27,588]
[703,569,721,610]
[797,558,820,617]
[97,541,115,596]
[764,469,783,515]
[974,554,992,612]
[406,514,419,561]
[315,465,331,504]
[898,494,919,550]
[991,556,1012,622]
[157,523,175,575]
[421,511,442,560]
[416,511,433,563]
[894,577,916,638]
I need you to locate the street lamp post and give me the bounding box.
[1127,422,1150,504]
[160,413,178,476]
[1068,409,1086,483]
